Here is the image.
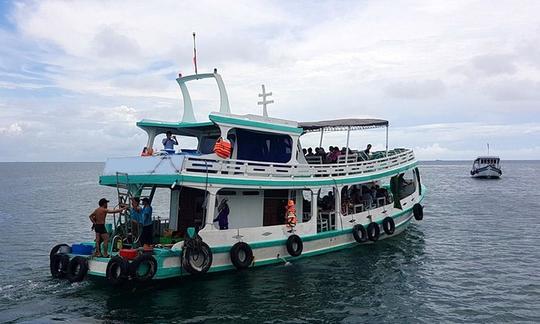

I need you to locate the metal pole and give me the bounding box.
[319,128,324,147]
[385,125,389,157]
[345,126,351,163]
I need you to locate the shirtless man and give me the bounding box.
[89,198,126,257]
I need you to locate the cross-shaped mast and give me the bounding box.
[257,84,274,117]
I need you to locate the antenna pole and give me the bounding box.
[193,32,198,75]
[257,84,274,117]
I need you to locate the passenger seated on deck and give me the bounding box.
[141,147,153,157]
[89,198,127,257]
[361,186,374,208]
[162,131,178,153]
[364,144,372,156]
[306,148,314,156]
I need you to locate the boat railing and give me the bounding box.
[182,148,415,178]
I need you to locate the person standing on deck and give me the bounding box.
[162,131,178,152]
[213,199,229,230]
[140,198,154,248]
[130,197,142,241]
[89,198,126,257]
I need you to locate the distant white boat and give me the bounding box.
[470,156,502,178]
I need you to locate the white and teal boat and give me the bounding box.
[49,70,425,284]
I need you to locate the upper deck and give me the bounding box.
[99,70,418,188]
[100,148,417,188]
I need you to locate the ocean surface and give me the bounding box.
[0,161,539,323]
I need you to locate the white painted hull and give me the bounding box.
[87,192,423,280]
[471,166,502,178]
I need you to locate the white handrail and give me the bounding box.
[181,149,415,178]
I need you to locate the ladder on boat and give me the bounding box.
[113,172,157,249]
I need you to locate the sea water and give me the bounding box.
[0,161,539,323]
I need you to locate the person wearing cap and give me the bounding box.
[139,197,154,247]
[89,198,127,257]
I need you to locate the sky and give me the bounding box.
[0,0,539,161]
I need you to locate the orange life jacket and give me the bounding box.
[214,138,232,159]
[285,200,297,227]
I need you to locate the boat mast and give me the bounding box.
[385,125,389,157]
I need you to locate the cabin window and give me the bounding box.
[199,136,218,154]
[242,191,260,196]
[234,129,292,163]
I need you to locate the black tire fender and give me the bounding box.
[230,242,254,269]
[413,203,424,221]
[130,254,157,282]
[182,240,213,275]
[382,217,395,235]
[67,256,89,283]
[352,224,368,243]
[50,244,70,259]
[367,222,380,242]
[286,234,303,257]
[106,256,129,286]
[50,254,70,279]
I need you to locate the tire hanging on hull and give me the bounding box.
[50,253,70,279]
[286,235,303,257]
[182,237,213,275]
[413,203,424,221]
[230,242,254,269]
[367,222,380,241]
[382,217,395,235]
[67,256,89,282]
[352,224,368,243]
[130,254,157,282]
[106,256,129,286]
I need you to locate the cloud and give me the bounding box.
[385,80,445,99]
[471,54,517,76]
[483,79,540,101]
[0,122,24,136]
[1,0,540,161]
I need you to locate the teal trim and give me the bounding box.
[100,161,418,188]
[86,186,425,280]
[136,120,214,129]
[210,114,303,135]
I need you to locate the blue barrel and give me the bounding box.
[71,244,94,255]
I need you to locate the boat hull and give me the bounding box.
[85,207,418,281]
[471,165,502,179]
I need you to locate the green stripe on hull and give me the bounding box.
[87,189,424,280]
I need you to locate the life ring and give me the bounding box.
[230,242,254,269]
[67,256,89,282]
[182,239,213,275]
[382,217,395,235]
[106,256,129,285]
[130,254,157,282]
[367,222,380,241]
[50,253,70,279]
[286,234,303,257]
[50,243,70,259]
[352,224,368,243]
[413,203,424,221]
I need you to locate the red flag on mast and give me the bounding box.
[193,32,198,75]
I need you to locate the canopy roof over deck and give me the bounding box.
[136,119,220,137]
[299,118,389,133]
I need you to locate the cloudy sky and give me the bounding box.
[0,0,539,161]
